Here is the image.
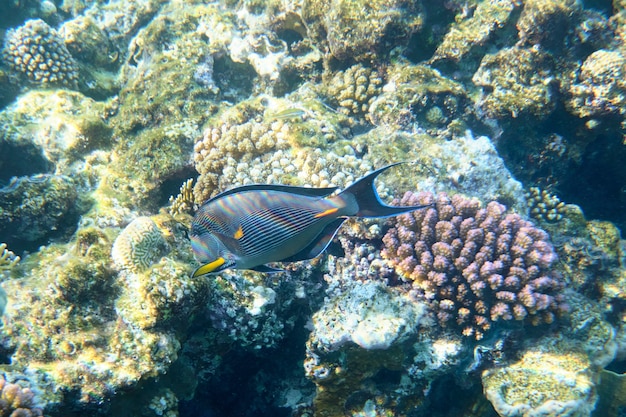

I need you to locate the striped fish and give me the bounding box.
[190,163,428,276]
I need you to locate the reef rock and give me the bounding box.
[308,280,427,352]
[482,347,596,417]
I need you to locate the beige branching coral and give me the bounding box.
[168,178,196,216]
[193,118,291,202]
[0,374,43,416]
[326,64,383,119]
[0,243,20,271]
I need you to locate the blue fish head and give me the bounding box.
[191,232,236,275]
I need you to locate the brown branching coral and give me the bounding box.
[0,375,43,416]
[3,19,79,88]
[193,111,290,202]
[168,178,196,216]
[0,244,20,271]
[526,187,565,223]
[382,191,567,340]
[325,64,383,119]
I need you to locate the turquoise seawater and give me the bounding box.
[0,1,625,416]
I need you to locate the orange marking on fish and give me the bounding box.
[314,207,339,218]
[234,225,244,239]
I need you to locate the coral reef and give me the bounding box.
[567,49,626,118]
[0,243,20,271]
[114,213,207,330]
[116,255,208,329]
[324,64,383,121]
[431,0,518,63]
[382,191,566,340]
[0,211,200,410]
[307,280,427,352]
[526,187,566,223]
[563,291,617,368]
[205,271,289,349]
[59,16,117,69]
[0,89,112,171]
[516,0,582,49]
[302,0,423,62]
[0,375,44,417]
[304,280,431,416]
[168,178,195,216]
[368,62,468,134]
[192,93,374,202]
[192,100,290,201]
[0,174,82,246]
[473,46,558,119]
[482,346,596,417]
[1,0,626,415]
[3,19,79,88]
[111,216,168,273]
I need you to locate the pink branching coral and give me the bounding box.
[382,191,567,340]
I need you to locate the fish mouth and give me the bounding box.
[192,257,236,277]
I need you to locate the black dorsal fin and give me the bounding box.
[199,183,338,208]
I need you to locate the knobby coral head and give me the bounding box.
[382,191,567,340]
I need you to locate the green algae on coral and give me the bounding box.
[0,210,200,408]
[0,174,86,247]
[482,348,596,417]
[431,0,518,63]
[0,89,113,169]
[517,0,582,50]
[368,61,469,134]
[567,49,626,119]
[302,0,423,62]
[472,46,558,119]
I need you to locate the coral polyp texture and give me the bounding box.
[3,19,79,88]
[111,216,168,273]
[381,191,566,340]
[526,187,566,223]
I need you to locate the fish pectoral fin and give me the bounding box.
[249,264,285,273]
[212,231,241,252]
[192,257,231,277]
[281,218,346,263]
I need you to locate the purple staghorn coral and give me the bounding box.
[381,191,567,340]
